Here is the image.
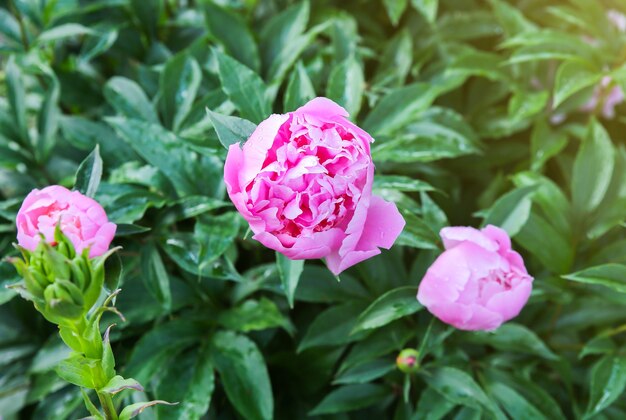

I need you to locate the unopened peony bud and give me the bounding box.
[396,348,420,374]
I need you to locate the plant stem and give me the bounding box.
[98,391,119,420]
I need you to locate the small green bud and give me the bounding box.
[396,349,420,374]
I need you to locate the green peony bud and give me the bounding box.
[396,348,420,374]
[8,227,117,323]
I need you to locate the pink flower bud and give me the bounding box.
[417,225,533,331]
[16,186,116,258]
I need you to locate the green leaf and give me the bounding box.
[309,384,389,415]
[130,0,161,38]
[283,61,316,111]
[383,0,408,25]
[372,29,413,87]
[363,83,438,136]
[80,29,118,62]
[114,224,150,236]
[585,356,626,418]
[298,302,369,352]
[352,286,422,333]
[396,210,440,250]
[55,353,96,388]
[104,77,158,123]
[74,145,103,198]
[194,212,241,265]
[487,382,547,420]
[37,23,94,43]
[125,320,203,383]
[483,186,537,236]
[415,387,456,420]
[156,344,215,420]
[29,335,71,373]
[206,109,256,149]
[101,324,116,381]
[467,323,558,360]
[119,400,177,420]
[326,55,364,117]
[412,0,438,22]
[529,120,569,172]
[218,298,293,334]
[422,367,503,418]
[100,375,144,395]
[159,53,202,132]
[81,389,103,419]
[515,212,574,274]
[103,250,123,293]
[373,175,435,193]
[141,244,172,310]
[107,117,221,197]
[266,22,329,88]
[372,108,480,162]
[260,0,310,78]
[553,61,603,108]
[214,49,271,123]
[508,90,549,121]
[276,252,304,308]
[6,57,28,144]
[563,264,626,294]
[203,1,260,72]
[211,331,273,420]
[333,359,395,385]
[572,120,615,217]
[485,369,566,420]
[36,68,60,162]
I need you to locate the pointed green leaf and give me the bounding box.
[206,109,256,149]
[211,331,273,420]
[276,252,304,308]
[563,264,626,293]
[104,77,157,123]
[352,286,422,333]
[283,61,315,111]
[74,145,103,198]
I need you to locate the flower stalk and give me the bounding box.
[8,222,173,419]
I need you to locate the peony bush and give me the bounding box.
[1,1,626,419]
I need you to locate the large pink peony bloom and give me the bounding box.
[417,225,533,331]
[16,185,117,258]
[224,97,405,275]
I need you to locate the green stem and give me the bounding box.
[98,391,119,420]
[65,318,118,419]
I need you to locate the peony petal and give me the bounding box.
[241,114,289,187]
[253,228,342,260]
[481,224,512,252]
[89,222,117,258]
[440,226,499,252]
[224,144,245,194]
[461,304,504,331]
[354,195,405,251]
[417,244,474,308]
[295,97,349,119]
[485,277,533,323]
[325,248,380,276]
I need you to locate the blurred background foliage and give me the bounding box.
[0,0,625,418]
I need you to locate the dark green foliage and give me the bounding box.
[1,0,626,419]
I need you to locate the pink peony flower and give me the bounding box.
[224,97,405,275]
[16,185,117,258]
[417,225,533,331]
